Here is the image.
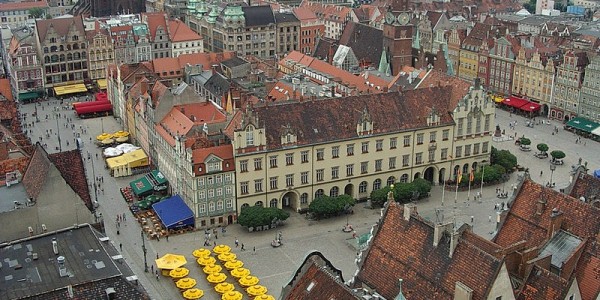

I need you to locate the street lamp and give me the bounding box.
[55,114,61,152]
[141,229,148,272]
[549,164,556,188]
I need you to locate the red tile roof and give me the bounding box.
[192,144,233,164]
[518,265,571,300]
[142,12,169,41]
[151,57,180,76]
[293,7,319,23]
[355,202,503,299]
[36,15,85,44]
[0,0,48,11]
[0,79,13,102]
[168,19,202,42]
[241,87,455,151]
[568,171,600,202]
[174,102,227,126]
[417,69,472,110]
[156,107,194,146]
[300,1,352,23]
[176,52,236,70]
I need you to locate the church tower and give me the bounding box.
[381,0,413,76]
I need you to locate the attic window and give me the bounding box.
[306,281,315,292]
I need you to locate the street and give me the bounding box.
[16,99,599,299]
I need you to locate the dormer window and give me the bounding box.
[357,107,373,136]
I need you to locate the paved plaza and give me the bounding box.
[16,99,600,299]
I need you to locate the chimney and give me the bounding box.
[403,203,417,221]
[548,208,563,238]
[535,198,547,215]
[433,222,453,247]
[449,230,460,258]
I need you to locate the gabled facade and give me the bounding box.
[488,36,516,96]
[300,1,354,40]
[447,27,466,77]
[229,85,481,213]
[169,19,203,57]
[86,23,114,81]
[550,51,588,121]
[35,16,88,95]
[143,12,172,60]
[458,23,493,83]
[274,12,300,55]
[8,27,44,102]
[110,25,137,64]
[512,48,555,116]
[416,11,450,55]
[578,55,600,122]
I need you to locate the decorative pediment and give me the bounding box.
[357,107,373,135]
[427,107,440,126]
[205,154,223,164]
[280,124,297,146]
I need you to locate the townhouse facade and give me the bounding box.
[35,16,89,96]
[301,1,353,40]
[86,25,114,82]
[551,51,588,121]
[230,82,493,213]
[274,12,300,55]
[169,19,203,57]
[578,55,600,122]
[458,23,492,83]
[110,25,137,64]
[293,7,324,55]
[143,12,172,59]
[416,11,450,55]
[488,36,516,96]
[8,26,44,102]
[0,0,49,28]
[512,49,555,116]
[446,28,466,77]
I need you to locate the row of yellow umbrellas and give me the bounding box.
[95,131,130,141]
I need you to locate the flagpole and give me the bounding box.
[455,170,461,204]
[480,165,485,198]
[467,169,472,202]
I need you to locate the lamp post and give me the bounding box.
[549,164,556,187]
[141,229,149,272]
[54,112,61,152]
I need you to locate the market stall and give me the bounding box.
[152,195,195,231]
[106,149,149,177]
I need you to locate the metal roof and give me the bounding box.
[538,230,583,269]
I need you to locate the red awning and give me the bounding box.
[519,101,541,112]
[502,96,529,109]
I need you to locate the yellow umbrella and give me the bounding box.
[206,272,227,284]
[247,285,268,297]
[169,267,190,279]
[224,260,244,270]
[113,130,130,137]
[230,267,250,278]
[192,248,211,258]
[214,282,235,294]
[203,264,222,274]
[115,136,129,143]
[218,252,237,262]
[221,291,243,300]
[213,244,232,254]
[96,133,112,141]
[254,295,276,300]
[238,275,259,287]
[101,138,114,145]
[196,256,216,266]
[156,254,187,270]
[182,288,204,299]
[176,278,197,290]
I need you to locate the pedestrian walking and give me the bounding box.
[151,265,154,273]
[540,170,543,177]
[235,238,239,247]
[156,253,159,259]
[241,243,245,251]
[253,246,256,254]
[122,213,126,221]
[119,243,123,251]
[156,273,159,281]
[166,235,169,242]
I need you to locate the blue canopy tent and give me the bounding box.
[594,169,600,179]
[152,195,195,229]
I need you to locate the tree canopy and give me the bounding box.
[28,8,45,19]
[537,143,549,153]
[237,205,289,228]
[550,150,566,160]
[308,195,355,219]
[491,147,518,171]
[519,138,531,146]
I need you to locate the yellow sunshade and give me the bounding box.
[113,130,130,137]
[155,254,187,270]
[192,248,211,258]
[116,136,129,143]
[96,133,113,141]
[214,282,235,294]
[224,260,243,270]
[101,138,114,145]
[54,83,87,96]
[169,267,190,279]
[221,291,243,300]
[254,295,276,300]
[213,244,231,254]
[206,272,227,284]
[247,285,268,297]
[218,252,236,262]
[238,275,259,287]
[97,79,107,90]
[230,267,250,278]
[203,264,222,274]
[106,149,149,169]
[176,277,197,289]
[196,256,216,266]
[182,288,204,299]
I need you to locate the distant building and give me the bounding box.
[551,50,588,121]
[274,12,300,55]
[579,55,600,122]
[293,7,324,55]
[513,48,556,117]
[169,19,203,57]
[0,0,49,28]
[85,21,114,83]
[7,26,44,102]
[143,12,172,59]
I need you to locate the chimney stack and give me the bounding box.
[449,230,460,258]
[433,222,453,247]
[403,203,417,221]
[548,208,563,238]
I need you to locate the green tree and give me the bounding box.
[519,137,531,146]
[537,143,549,154]
[28,7,44,19]
[395,183,417,203]
[308,195,355,219]
[491,147,518,171]
[523,0,537,13]
[237,205,289,228]
[550,150,566,161]
[370,187,391,207]
[411,178,432,198]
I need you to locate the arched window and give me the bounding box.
[454,165,460,180]
[81,52,86,59]
[241,203,250,210]
[400,174,409,183]
[44,56,50,63]
[300,193,308,204]
[43,47,48,53]
[59,54,65,62]
[463,164,469,174]
[373,179,382,191]
[358,181,368,194]
[270,198,277,208]
[315,189,324,199]
[67,53,73,60]
[255,201,263,207]
[59,45,64,51]
[50,46,57,52]
[73,44,79,50]
[73,52,80,60]
[330,186,339,197]
[81,43,86,49]
[245,125,254,145]
[387,176,396,186]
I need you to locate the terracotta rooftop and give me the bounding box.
[151,57,180,76]
[168,19,201,43]
[0,79,13,102]
[416,69,472,111]
[354,202,504,299]
[282,251,361,300]
[241,87,455,151]
[338,22,382,66]
[173,102,227,126]
[0,0,48,11]
[568,171,600,202]
[518,265,571,300]
[192,144,233,164]
[293,7,319,22]
[36,15,85,44]
[156,106,194,146]
[300,1,352,23]
[142,12,169,41]
[22,144,93,211]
